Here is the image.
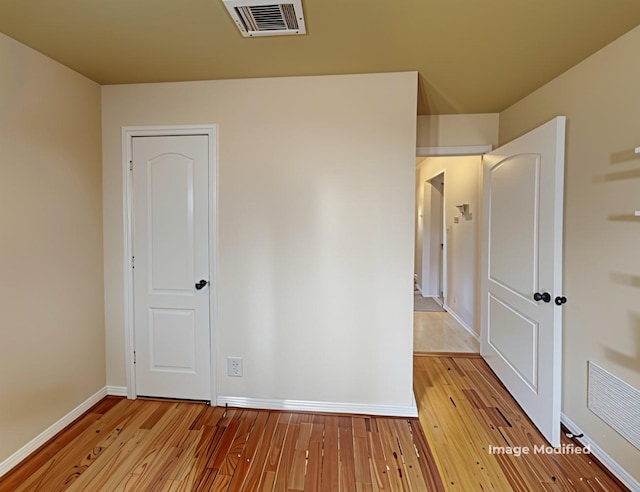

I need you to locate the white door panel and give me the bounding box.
[488,154,540,297]
[133,134,211,401]
[488,294,538,390]
[148,154,196,293]
[149,308,197,372]
[481,117,565,446]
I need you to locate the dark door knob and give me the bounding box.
[555,296,567,305]
[195,279,208,290]
[533,292,551,303]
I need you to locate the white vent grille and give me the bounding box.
[222,0,306,37]
[588,361,640,450]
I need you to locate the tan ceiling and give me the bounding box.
[1,0,640,114]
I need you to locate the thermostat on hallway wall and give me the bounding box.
[635,210,640,217]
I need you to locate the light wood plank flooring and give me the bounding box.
[414,355,627,491]
[0,356,627,491]
[0,398,443,491]
[414,311,480,353]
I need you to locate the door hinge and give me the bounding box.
[133,351,136,364]
[131,256,135,269]
[129,160,133,171]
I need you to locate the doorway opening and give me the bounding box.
[414,155,483,355]
[122,125,218,403]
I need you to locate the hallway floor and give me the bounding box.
[414,310,480,353]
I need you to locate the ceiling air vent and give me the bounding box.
[222,0,306,37]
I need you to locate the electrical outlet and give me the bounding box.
[227,357,243,377]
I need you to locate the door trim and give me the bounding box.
[416,145,493,156]
[421,171,446,302]
[122,125,218,401]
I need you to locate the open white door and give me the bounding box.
[481,117,565,446]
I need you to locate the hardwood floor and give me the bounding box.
[0,356,628,491]
[414,355,627,491]
[0,398,443,491]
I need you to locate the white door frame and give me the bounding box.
[122,125,218,401]
[421,171,447,302]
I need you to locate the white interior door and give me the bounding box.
[481,117,565,446]
[132,134,211,401]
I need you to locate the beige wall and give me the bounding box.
[0,34,104,463]
[102,73,417,408]
[416,114,499,148]
[500,26,640,483]
[416,156,481,335]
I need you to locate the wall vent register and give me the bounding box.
[588,361,640,451]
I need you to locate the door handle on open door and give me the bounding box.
[195,280,208,290]
[533,292,551,303]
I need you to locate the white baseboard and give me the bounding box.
[106,386,128,397]
[216,396,418,418]
[561,413,639,491]
[443,304,480,342]
[0,387,107,478]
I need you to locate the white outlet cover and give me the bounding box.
[227,357,243,377]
